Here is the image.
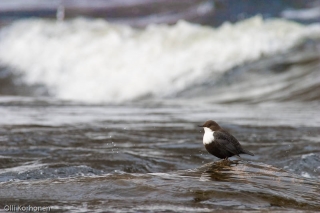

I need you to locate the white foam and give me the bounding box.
[301,153,315,159]
[301,171,311,178]
[0,16,320,103]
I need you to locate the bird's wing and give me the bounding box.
[214,131,242,156]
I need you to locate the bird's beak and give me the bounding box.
[198,125,203,127]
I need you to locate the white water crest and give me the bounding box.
[0,16,319,103]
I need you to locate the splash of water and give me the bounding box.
[0,16,319,103]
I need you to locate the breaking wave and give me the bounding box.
[0,16,319,103]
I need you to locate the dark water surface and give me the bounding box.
[0,98,319,212]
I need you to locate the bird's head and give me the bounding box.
[198,120,221,131]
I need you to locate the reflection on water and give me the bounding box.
[181,161,320,210]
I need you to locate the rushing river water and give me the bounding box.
[0,99,319,212]
[0,0,320,212]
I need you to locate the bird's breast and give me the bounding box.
[203,129,215,145]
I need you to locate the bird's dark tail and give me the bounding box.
[242,149,254,156]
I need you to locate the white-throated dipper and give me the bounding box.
[199,120,254,160]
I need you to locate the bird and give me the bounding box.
[199,120,254,160]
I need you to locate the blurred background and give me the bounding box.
[1,0,320,26]
[0,0,319,103]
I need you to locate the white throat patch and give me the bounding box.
[203,127,214,145]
